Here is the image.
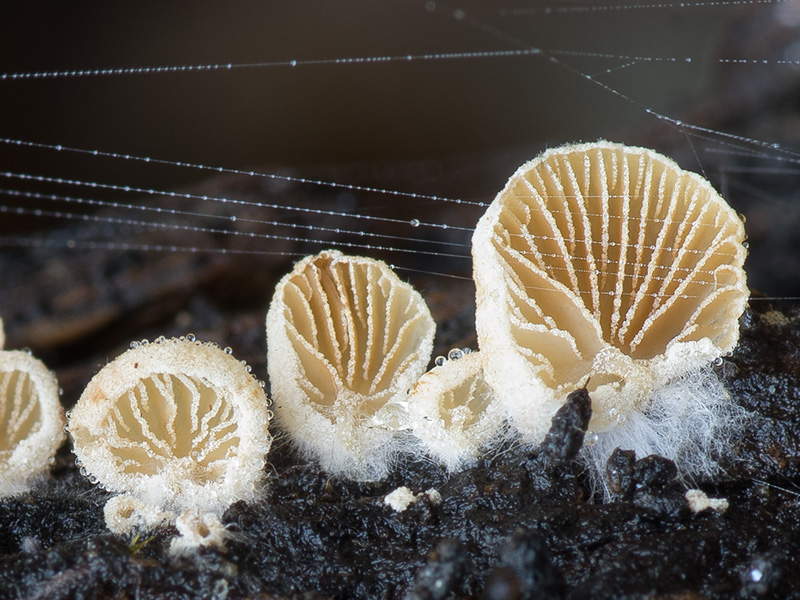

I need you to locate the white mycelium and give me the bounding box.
[68,337,272,549]
[472,141,748,479]
[266,250,435,481]
[0,348,65,497]
[407,350,503,472]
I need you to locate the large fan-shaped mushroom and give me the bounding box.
[472,141,748,442]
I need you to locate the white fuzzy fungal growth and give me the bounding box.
[0,350,65,497]
[266,250,435,481]
[68,336,272,547]
[407,351,503,471]
[472,141,748,475]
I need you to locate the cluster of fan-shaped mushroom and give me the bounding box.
[266,141,748,483]
[0,141,749,549]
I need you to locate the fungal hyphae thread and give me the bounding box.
[0,2,797,295]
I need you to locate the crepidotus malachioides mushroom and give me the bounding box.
[0,318,65,498]
[68,336,271,552]
[471,141,748,484]
[266,250,435,481]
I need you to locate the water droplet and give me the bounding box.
[584,431,598,447]
[462,347,472,354]
[434,356,447,367]
[409,218,420,227]
[155,335,166,344]
[245,365,253,373]
[140,339,149,346]
[714,357,724,366]
[186,333,196,342]
[290,60,297,67]
[224,346,233,355]
[750,568,764,582]
[130,341,140,349]
[448,348,464,360]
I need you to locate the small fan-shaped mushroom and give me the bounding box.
[68,337,271,545]
[407,351,502,471]
[0,350,65,497]
[472,141,748,442]
[266,250,435,480]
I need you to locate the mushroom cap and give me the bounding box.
[407,351,502,472]
[69,337,271,515]
[0,350,65,497]
[472,141,748,441]
[266,250,435,481]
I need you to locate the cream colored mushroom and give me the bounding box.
[0,349,65,497]
[407,350,503,472]
[266,250,435,481]
[472,141,748,443]
[68,336,272,548]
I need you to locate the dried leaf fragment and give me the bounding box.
[266,250,435,480]
[472,141,748,441]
